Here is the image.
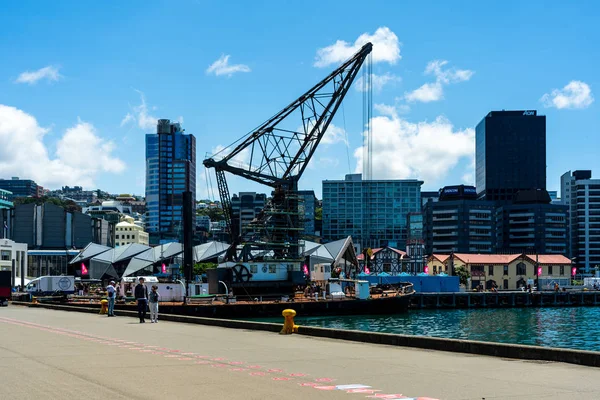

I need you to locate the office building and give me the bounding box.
[0,202,114,249]
[146,119,196,244]
[0,178,40,199]
[406,212,425,273]
[496,189,568,255]
[423,185,496,254]
[561,170,600,273]
[476,110,546,203]
[231,192,267,235]
[196,215,211,232]
[421,191,440,207]
[298,190,318,236]
[322,173,423,250]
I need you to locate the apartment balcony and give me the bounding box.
[509,212,535,218]
[433,247,457,252]
[510,227,534,232]
[510,242,535,247]
[432,225,458,231]
[433,216,458,222]
[510,234,535,239]
[469,247,493,253]
[546,234,566,239]
[433,232,458,237]
[509,219,535,224]
[432,241,459,246]
[545,219,565,223]
[469,216,492,221]
[469,231,492,237]
[433,209,458,215]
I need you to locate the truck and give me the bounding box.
[25,276,75,296]
[0,270,10,306]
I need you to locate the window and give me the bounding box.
[433,266,437,274]
[560,266,565,276]
[488,265,494,276]
[516,262,526,275]
[503,265,508,275]
[115,235,119,239]
[268,265,277,274]
[1,250,10,261]
[548,265,553,275]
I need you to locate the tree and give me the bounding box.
[454,266,470,286]
[13,197,81,213]
[315,206,322,221]
[193,262,217,276]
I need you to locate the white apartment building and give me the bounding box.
[115,216,149,247]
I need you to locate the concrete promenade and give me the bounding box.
[1,307,599,400]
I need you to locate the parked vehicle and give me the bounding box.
[0,270,10,306]
[25,276,75,296]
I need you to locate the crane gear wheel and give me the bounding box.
[231,264,252,283]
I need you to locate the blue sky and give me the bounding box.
[0,0,598,199]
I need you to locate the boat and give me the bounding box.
[58,278,415,319]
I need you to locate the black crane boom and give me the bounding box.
[204,42,372,250]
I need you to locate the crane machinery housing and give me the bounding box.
[203,42,373,296]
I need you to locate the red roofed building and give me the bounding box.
[426,253,573,290]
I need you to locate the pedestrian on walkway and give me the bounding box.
[149,285,161,323]
[106,280,117,317]
[134,278,148,323]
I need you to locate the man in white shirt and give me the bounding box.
[106,281,116,317]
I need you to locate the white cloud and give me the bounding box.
[320,124,348,146]
[541,80,594,109]
[0,104,125,188]
[206,55,251,77]
[355,73,400,92]
[15,65,61,85]
[314,27,401,67]
[405,60,474,103]
[354,104,474,185]
[120,90,159,130]
[404,82,443,103]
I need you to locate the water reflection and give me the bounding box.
[282,308,600,351]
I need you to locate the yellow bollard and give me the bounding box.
[100,299,108,315]
[280,309,299,335]
[31,296,38,305]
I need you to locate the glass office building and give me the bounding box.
[0,178,39,199]
[476,110,546,203]
[322,174,423,251]
[146,119,196,244]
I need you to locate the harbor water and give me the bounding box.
[258,307,600,351]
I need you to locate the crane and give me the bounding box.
[203,42,372,291]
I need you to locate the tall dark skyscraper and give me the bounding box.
[476,110,546,203]
[146,119,196,244]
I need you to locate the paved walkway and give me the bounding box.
[1,306,599,400]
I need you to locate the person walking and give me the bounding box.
[106,280,117,317]
[148,285,161,323]
[134,277,149,323]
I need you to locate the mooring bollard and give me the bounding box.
[280,309,299,335]
[100,299,108,315]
